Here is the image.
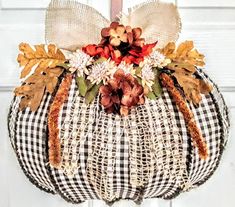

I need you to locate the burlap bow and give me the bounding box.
[45,0,181,51]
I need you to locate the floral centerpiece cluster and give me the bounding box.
[15,21,213,165]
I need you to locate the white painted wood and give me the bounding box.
[178,0,235,7]
[0,0,110,19]
[178,24,235,88]
[1,0,86,9]
[0,10,45,25]
[122,0,175,14]
[223,91,235,108]
[179,8,235,24]
[0,24,44,86]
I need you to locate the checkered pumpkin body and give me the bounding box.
[8,69,229,205]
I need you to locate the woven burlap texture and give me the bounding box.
[45,0,181,50]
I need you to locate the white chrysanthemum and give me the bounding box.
[141,64,155,89]
[117,61,135,76]
[87,60,116,84]
[141,51,171,68]
[68,49,93,76]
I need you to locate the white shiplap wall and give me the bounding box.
[0,0,234,207]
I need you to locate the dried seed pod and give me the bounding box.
[48,74,73,168]
[160,73,208,159]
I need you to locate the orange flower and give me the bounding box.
[109,25,128,46]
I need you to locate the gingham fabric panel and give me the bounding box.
[8,97,20,150]
[160,69,225,190]
[49,79,99,203]
[48,76,187,204]
[49,79,141,204]
[13,94,55,193]
[8,68,229,204]
[185,69,228,186]
[141,97,187,199]
[199,69,230,146]
[159,89,189,198]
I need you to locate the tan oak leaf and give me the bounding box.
[14,67,64,111]
[173,72,212,106]
[159,41,205,73]
[17,43,66,79]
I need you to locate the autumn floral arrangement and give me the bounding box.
[15,21,213,163]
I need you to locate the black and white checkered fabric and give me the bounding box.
[8,68,229,205]
[9,94,56,194]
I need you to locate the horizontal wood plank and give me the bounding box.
[0,0,110,19]
[178,0,235,7]
[0,10,45,24]
[179,8,235,23]
[1,0,87,9]
[122,0,175,14]
[1,0,51,9]
[178,23,235,88]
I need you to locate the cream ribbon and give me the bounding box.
[45,0,181,51]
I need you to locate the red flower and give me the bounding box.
[82,21,158,66]
[99,69,145,116]
[122,41,158,65]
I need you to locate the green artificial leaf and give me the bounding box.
[136,77,142,85]
[85,83,102,104]
[146,91,157,100]
[153,67,160,76]
[76,76,87,96]
[93,57,107,64]
[86,80,94,91]
[135,67,142,76]
[152,69,162,97]
[152,79,162,97]
[57,63,70,70]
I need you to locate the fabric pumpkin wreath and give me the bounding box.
[8,0,230,205]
